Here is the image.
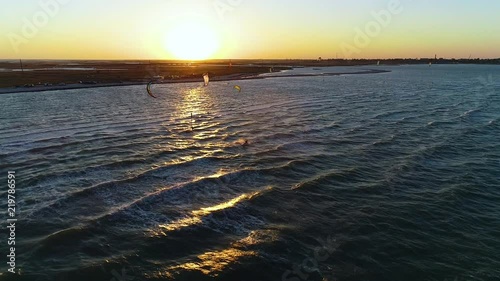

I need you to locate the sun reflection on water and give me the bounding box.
[144,86,278,278]
[156,190,262,233]
[153,229,280,278]
[176,87,214,124]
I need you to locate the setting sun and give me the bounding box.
[165,20,219,60]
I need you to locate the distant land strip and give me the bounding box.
[0,69,390,95]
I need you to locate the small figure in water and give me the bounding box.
[234,138,249,146]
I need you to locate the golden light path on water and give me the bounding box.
[152,85,229,166]
[151,228,280,278]
[148,182,272,235]
[145,185,275,277]
[142,86,279,277]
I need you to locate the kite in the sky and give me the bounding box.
[203,73,209,86]
[146,81,157,98]
[233,85,241,92]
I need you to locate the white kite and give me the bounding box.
[203,73,209,86]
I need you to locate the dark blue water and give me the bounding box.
[0,65,499,281]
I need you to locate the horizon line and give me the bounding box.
[1,57,500,62]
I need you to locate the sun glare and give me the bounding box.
[166,20,219,60]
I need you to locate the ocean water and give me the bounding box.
[0,65,499,281]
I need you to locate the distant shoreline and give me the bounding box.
[0,69,390,95]
[2,58,499,95]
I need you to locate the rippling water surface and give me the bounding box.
[1,65,499,281]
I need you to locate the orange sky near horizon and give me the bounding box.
[1,0,499,60]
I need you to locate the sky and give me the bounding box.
[1,0,499,60]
